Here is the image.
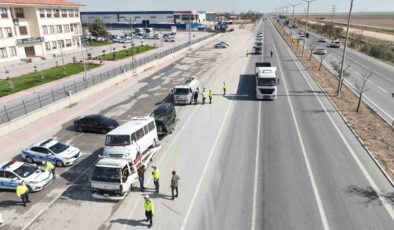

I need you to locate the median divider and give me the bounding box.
[0,33,222,138]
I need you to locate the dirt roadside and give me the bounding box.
[273,21,394,182]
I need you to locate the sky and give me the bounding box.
[77,0,394,13]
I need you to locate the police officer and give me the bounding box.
[16,181,30,207]
[193,90,199,104]
[208,90,213,104]
[201,88,207,104]
[223,82,228,95]
[152,166,160,193]
[137,165,146,192]
[43,161,56,179]
[144,195,154,228]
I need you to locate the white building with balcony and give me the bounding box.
[0,0,83,63]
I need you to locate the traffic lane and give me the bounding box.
[253,22,325,229]
[22,31,234,229]
[104,27,256,230]
[272,22,394,229]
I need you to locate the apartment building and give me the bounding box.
[0,0,83,63]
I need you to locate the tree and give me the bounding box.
[89,18,108,38]
[331,61,351,90]
[308,40,319,60]
[319,53,328,71]
[355,71,372,112]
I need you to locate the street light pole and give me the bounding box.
[336,0,353,97]
[302,0,315,57]
[330,5,336,39]
[289,3,301,47]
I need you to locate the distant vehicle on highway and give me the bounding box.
[152,103,176,136]
[254,46,262,54]
[313,47,328,55]
[318,37,326,42]
[74,114,119,134]
[214,43,227,48]
[22,139,81,167]
[329,40,341,48]
[218,41,230,47]
[0,160,54,192]
[255,62,279,100]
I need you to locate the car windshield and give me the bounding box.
[105,135,130,146]
[92,166,121,183]
[13,163,38,178]
[257,78,277,86]
[174,88,189,95]
[49,142,69,154]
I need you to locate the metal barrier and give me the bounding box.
[0,34,215,125]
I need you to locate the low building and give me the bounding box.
[0,0,83,63]
[80,10,203,30]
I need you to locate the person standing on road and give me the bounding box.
[16,181,30,207]
[42,161,55,179]
[152,166,160,193]
[137,165,146,192]
[270,50,274,58]
[208,90,213,104]
[193,91,199,104]
[201,88,207,104]
[170,171,180,200]
[223,82,227,95]
[144,195,155,228]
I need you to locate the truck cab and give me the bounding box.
[255,62,279,100]
[173,78,200,104]
[91,158,135,200]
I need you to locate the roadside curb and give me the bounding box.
[272,21,394,187]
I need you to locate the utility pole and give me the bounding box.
[289,3,301,47]
[337,0,354,97]
[330,5,336,39]
[302,0,315,57]
[121,16,137,76]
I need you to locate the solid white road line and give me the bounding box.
[271,25,330,230]
[275,23,394,222]
[377,86,389,94]
[180,95,235,230]
[251,101,262,230]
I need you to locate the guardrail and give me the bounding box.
[0,34,215,125]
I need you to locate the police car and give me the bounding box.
[22,139,81,167]
[0,160,54,192]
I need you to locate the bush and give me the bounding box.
[366,44,393,60]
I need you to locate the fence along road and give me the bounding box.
[0,34,214,125]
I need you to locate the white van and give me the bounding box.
[103,116,158,161]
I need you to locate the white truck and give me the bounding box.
[255,62,279,100]
[90,146,160,200]
[173,78,200,104]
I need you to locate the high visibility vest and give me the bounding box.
[153,169,160,180]
[144,199,155,214]
[202,91,207,98]
[43,162,55,171]
[16,184,28,197]
[223,83,227,89]
[208,91,212,97]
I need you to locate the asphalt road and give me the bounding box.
[289,26,394,124]
[0,20,393,230]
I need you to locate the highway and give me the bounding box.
[0,20,393,230]
[290,26,394,124]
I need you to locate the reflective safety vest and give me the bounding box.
[144,199,155,214]
[153,169,160,180]
[16,184,28,197]
[208,91,213,97]
[223,83,228,89]
[202,91,207,98]
[43,162,55,171]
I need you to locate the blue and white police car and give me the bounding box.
[0,160,54,192]
[22,139,81,167]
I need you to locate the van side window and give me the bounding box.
[131,133,137,142]
[148,121,155,131]
[143,125,149,134]
[136,128,145,140]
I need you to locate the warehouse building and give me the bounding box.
[80,10,204,30]
[0,0,83,63]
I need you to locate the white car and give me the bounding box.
[313,47,328,55]
[218,42,230,47]
[214,43,227,49]
[22,139,81,167]
[0,160,54,192]
[318,37,326,42]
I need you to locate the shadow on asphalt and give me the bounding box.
[345,185,394,205]
[0,199,23,208]
[110,218,148,227]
